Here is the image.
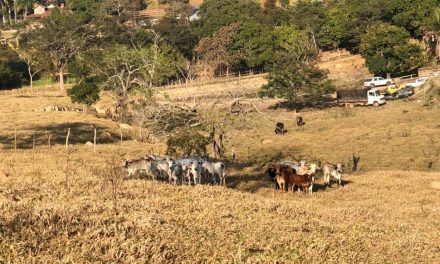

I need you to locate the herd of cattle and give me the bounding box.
[266,160,344,194]
[123,154,344,194]
[123,155,226,186]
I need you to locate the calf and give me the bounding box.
[323,162,343,187]
[274,163,288,192]
[296,163,320,193]
[281,165,313,194]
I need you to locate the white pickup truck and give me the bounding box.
[364,77,394,88]
[406,77,428,88]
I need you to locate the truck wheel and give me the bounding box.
[373,102,379,107]
[386,81,391,86]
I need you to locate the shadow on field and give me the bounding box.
[268,99,334,112]
[226,162,353,194]
[0,122,129,149]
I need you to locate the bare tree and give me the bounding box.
[195,23,241,77]
[18,45,48,92]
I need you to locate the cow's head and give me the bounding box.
[336,162,343,174]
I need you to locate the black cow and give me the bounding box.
[274,122,286,135]
[266,167,279,189]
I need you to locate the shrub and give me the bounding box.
[67,81,100,106]
[0,45,28,89]
[166,129,211,157]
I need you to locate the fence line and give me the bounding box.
[1,127,133,151]
[156,70,266,91]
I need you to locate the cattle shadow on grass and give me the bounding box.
[226,164,354,194]
[0,122,128,149]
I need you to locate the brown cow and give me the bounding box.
[274,163,288,192]
[280,165,313,194]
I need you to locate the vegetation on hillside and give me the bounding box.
[1,0,440,106]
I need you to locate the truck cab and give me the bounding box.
[367,88,386,106]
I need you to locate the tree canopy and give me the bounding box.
[360,23,425,76]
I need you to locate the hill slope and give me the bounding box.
[0,87,439,263]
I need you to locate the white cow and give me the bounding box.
[202,161,226,185]
[323,162,343,187]
[122,159,148,178]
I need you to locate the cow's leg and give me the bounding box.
[173,173,178,186]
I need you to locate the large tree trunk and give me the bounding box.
[7,4,11,25]
[13,0,16,23]
[1,4,6,26]
[59,69,65,92]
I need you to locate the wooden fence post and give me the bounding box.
[120,127,123,144]
[94,128,97,153]
[48,133,52,148]
[65,128,71,150]
[14,127,17,151]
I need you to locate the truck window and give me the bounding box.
[378,77,384,80]
[375,91,381,96]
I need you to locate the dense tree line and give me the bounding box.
[1,0,440,105]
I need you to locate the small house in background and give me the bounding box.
[28,1,65,20]
[33,3,46,15]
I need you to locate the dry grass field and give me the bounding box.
[0,83,440,263]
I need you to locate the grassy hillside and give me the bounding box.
[317,49,371,89]
[0,85,439,262]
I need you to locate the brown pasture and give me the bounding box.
[0,83,439,263]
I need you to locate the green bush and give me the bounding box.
[260,61,334,103]
[0,45,28,89]
[67,81,100,106]
[166,129,211,157]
